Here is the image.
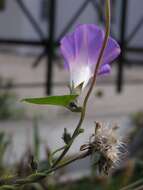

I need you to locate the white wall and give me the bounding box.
[0,0,22,38]
[127,0,143,47]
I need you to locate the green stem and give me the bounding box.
[120,179,143,190]
[52,145,66,156]
[0,151,90,188]
[83,0,110,110]
[52,0,111,168]
[0,0,111,188]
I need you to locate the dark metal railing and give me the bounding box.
[0,0,142,94]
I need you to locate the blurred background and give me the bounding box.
[0,0,143,189]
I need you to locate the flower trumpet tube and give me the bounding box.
[60,24,121,90]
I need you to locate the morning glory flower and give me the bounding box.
[60,24,121,90]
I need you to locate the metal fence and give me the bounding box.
[0,0,142,94]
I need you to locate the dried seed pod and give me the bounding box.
[90,122,124,174]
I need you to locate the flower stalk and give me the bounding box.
[52,0,111,167]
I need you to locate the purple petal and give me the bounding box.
[60,24,105,69]
[102,37,121,65]
[60,24,121,89]
[86,25,104,66]
[98,64,111,75]
[60,33,75,69]
[73,24,88,65]
[73,24,104,66]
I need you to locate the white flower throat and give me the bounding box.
[70,64,91,89]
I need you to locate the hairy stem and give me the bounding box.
[52,0,111,168]
[0,151,90,188]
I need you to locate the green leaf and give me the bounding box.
[0,185,16,190]
[22,95,78,109]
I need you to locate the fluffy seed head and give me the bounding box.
[90,122,124,174]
